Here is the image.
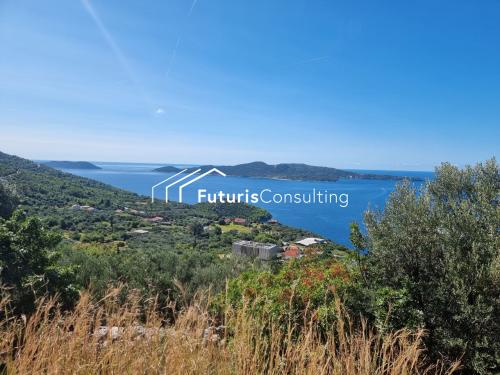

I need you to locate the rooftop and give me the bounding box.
[295,237,326,247]
[233,240,278,250]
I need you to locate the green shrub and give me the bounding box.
[363,159,499,374]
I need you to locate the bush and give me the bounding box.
[0,211,78,313]
[363,159,499,374]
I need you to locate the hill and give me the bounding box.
[154,161,419,181]
[42,160,102,169]
[0,151,327,302]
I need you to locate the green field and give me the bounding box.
[219,223,252,233]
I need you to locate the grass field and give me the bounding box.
[219,223,252,234]
[0,289,460,374]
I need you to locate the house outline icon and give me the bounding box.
[151,168,227,203]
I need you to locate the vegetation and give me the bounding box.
[0,288,459,374]
[361,159,499,374]
[0,151,318,307]
[219,223,252,234]
[0,211,78,313]
[42,160,102,169]
[0,184,17,219]
[155,161,419,181]
[0,150,498,374]
[224,159,499,374]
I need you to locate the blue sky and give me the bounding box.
[0,0,499,170]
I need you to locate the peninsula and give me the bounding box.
[154,161,420,182]
[42,161,102,170]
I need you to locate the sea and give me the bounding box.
[54,162,434,247]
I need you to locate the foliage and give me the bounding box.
[363,159,499,374]
[0,288,460,374]
[0,211,78,313]
[196,201,271,222]
[0,151,320,310]
[157,161,416,182]
[0,184,18,219]
[221,257,362,333]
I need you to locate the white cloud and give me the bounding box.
[155,108,165,115]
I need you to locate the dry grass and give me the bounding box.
[0,289,460,375]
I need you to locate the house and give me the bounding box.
[233,218,247,225]
[223,218,232,224]
[131,229,149,234]
[232,240,281,260]
[282,245,301,259]
[268,219,278,224]
[145,216,164,223]
[295,237,326,247]
[73,205,96,212]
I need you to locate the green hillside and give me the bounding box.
[42,160,102,169]
[0,151,327,303]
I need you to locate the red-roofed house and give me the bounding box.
[283,245,301,259]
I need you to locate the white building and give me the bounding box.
[295,237,326,247]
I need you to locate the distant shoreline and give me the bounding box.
[153,161,424,182]
[41,161,102,170]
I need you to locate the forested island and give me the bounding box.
[155,161,420,181]
[42,160,102,169]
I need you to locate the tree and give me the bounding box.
[0,184,17,219]
[363,159,499,374]
[190,222,204,246]
[0,211,78,313]
[349,222,368,283]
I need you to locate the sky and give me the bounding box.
[0,0,499,170]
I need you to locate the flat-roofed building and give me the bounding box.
[232,240,281,260]
[295,237,326,247]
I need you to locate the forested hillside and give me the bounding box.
[155,161,419,181]
[0,151,325,306]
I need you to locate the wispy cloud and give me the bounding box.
[293,56,329,66]
[165,36,181,80]
[188,0,199,17]
[80,0,157,113]
[81,0,134,84]
[155,108,165,115]
[165,0,199,80]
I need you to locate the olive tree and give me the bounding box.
[364,159,499,374]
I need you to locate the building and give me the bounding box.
[232,240,281,260]
[71,204,96,212]
[233,218,247,225]
[295,237,326,247]
[145,216,164,223]
[282,245,301,259]
[131,229,149,234]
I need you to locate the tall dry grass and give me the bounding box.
[0,288,460,375]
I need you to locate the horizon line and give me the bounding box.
[33,158,436,173]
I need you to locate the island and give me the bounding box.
[153,165,180,173]
[154,161,420,181]
[42,161,102,170]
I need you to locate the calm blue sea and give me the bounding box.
[56,162,434,246]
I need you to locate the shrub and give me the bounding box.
[363,159,499,374]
